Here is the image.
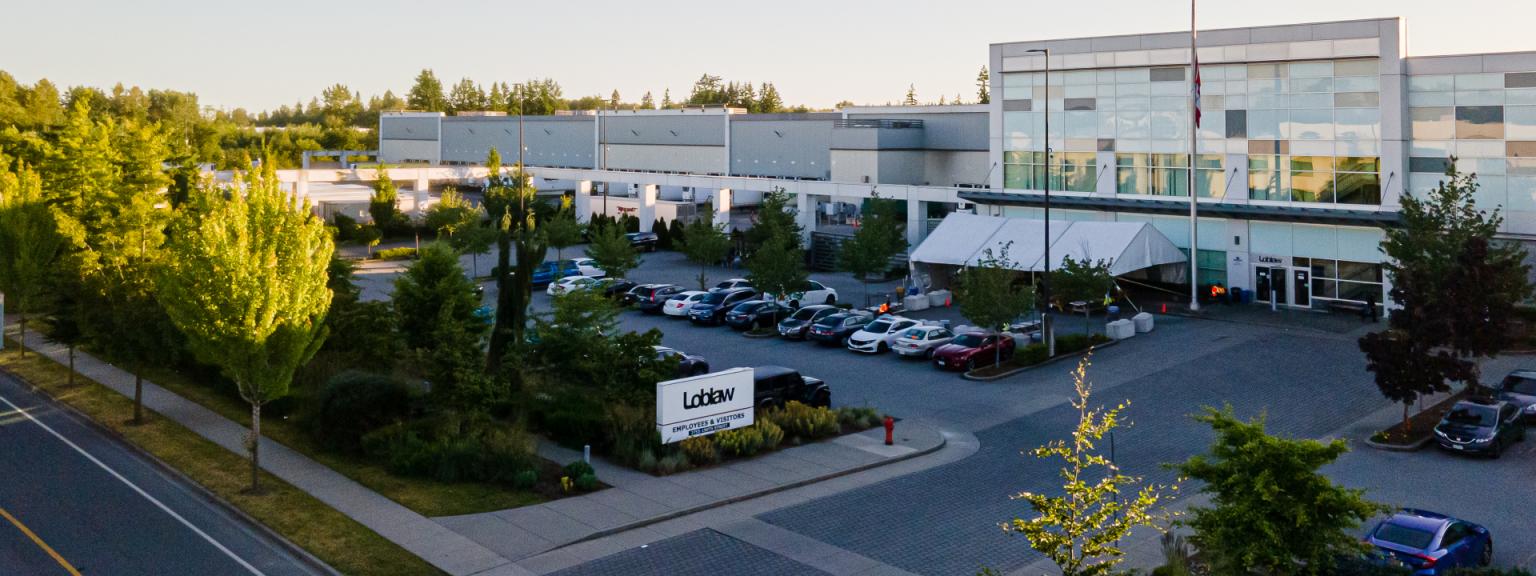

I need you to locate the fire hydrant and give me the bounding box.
[884,415,895,446]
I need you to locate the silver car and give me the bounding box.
[891,325,957,358]
[1493,369,1536,420]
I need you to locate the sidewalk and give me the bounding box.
[3,320,528,576]
[435,421,946,563]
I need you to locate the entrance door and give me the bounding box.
[1292,268,1311,308]
[1255,266,1287,304]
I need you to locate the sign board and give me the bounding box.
[656,368,754,444]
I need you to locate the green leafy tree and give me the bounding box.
[393,242,485,351]
[1174,406,1387,576]
[370,165,399,231]
[683,212,731,290]
[585,225,639,279]
[451,224,496,278]
[839,195,907,305]
[544,197,585,263]
[668,218,687,250]
[525,288,669,407]
[1361,161,1531,421]
[424,187,483,239]
[745,188,803,252]
[758,83,784,114]
[976,66,991,104]
[1004,354,1173,576]
[746,233,807,317]
[952,243,1036,367]
[359,224,383,258]
[483,149,546,373]
[158,164,334,492]
[0,156,64,355]
[1051,256,1115,331]
[407,69,447,112]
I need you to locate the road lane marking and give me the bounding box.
[0,393,266,576]
[0,506,83,576]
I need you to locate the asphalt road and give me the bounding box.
[0,371,326,576]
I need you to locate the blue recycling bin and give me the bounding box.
[1229,287,1242,304]
[1107,305,1121,322]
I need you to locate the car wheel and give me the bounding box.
[878,342,889,354]
[825,294,836,305]
[812,390,830,408]
[925,348,936,360]
[789,300,800,309]
[966,358,976,372]
[1482,539,1494,566]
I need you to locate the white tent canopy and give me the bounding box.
[910,212,1188,276]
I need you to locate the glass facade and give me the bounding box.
[1408,71,1536,220]
[1299,257,1383,305]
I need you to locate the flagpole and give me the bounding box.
[1187,0,1201,311]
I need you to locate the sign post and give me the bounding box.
[656,368,755,444]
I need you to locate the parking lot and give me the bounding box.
[362,244,1536,574]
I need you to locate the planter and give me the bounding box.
[963,337,1118,381]
[1364,434,1432,452]
[1363,390,1468,453]
[743,328,779,339]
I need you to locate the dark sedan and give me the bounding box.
[1492,369,1536,421]
[806,311,875,346]
[931,332,1016,372]
[776,305,839,340]
[1433,399,1525,457]
[598,278,638,300]
[655,346,709,378]
[724,300,792,331]
[633,284,685,313]
[626,232,659,252]
[688,288,757,325]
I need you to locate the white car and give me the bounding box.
[570,257,607,278]
[768,280,839,308]
[711,278,752,293]
[892,325,957,358]
[846,316,922,354]
[662,290,710,317]
[547,275,599,296]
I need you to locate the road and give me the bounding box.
[0,371,327,576]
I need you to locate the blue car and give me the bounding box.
[1364,509,1492,574]
[528,261,580,287]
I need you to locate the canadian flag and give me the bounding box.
[1192,30,1202,129]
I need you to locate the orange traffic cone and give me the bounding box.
[945,295,951,307]
[1160,303,1167,314]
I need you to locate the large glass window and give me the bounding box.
[1301,257,1383,305]
[1455,106,1505,139]
[1249,154,1289,201]
[1196,155,1226,198]
[1411,107,1454,140]
[1005,151,1097,193]
[1116,153,1188,197]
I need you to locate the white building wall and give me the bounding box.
[604,144,726,175]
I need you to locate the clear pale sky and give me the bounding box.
[3,0,1531,112]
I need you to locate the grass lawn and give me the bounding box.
[0,342,444,576]
[135,363,546,517]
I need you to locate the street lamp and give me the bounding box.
[1025,48,1055,358]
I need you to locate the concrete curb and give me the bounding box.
[961,339,1120,381]
[1363,434,1432,452]
[742,329,780,339]
[546,422,948,554]
[0,364,342,576]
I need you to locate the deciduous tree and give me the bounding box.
[839,194,906,306]
[158,163,334,493]
[682,212,730,290]
[586,225,639,279]
[543,197,585,263]
[0,156,64,355]
[952,243,1035,367]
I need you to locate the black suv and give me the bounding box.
[632,284,685,313]
[754,365,830,410]
[1434,399,1526,457]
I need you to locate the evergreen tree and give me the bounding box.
[609,89,621,109]
[745,188,803,252]
[487,83,508,112]
[448,78,487,112]
[976,66,991,104]
[758,83,783,114]
[662,88,673,109]
[392,242,486,353]
[640,91,655,109]
[159,163,334,492]
[544,197,585,262]
[369,164,399,230]
[904,85,919,106]
[407,69,447,112]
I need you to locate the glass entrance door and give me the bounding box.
[1255,266,1287,304]
[1292,268,1311,308]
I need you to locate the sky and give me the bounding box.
[4,0,1534,113]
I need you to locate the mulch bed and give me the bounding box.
[1371,389,1470,446]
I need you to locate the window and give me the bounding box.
[1225,110,1247,138]
[1196,155,1226,198]
[1002,99,1032,112]
[1411,107,1454,140]
[1065,98,1096,111]
[1248,154,1289,201]
[1509,72,1536,89]
[1304,257,1383,304]
[1456,106,1505,139]
[1334,92,1379,108]
[1005,151,1097,193]
[1410,157,1451,174]
[1150,68,1185,82]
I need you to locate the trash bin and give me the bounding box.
[1229,287,1242,304]
[1107,305,1121,322]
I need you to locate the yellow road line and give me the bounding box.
[0,506,83,576]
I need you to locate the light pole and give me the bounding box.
[1025,48,1054,358]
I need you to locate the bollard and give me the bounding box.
[883,415,895,446]
[583,444,591,464]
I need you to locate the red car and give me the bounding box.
[931,332,1015,372]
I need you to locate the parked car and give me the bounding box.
[807,311,876,346]
[626,232,659,252]
[634,284,685,313]
[931,332,1016,372]
[1433,399,1525,457]
[1364,509,1493,574]
[846,316,922,354]
[776,304,840,339]
[688,288,758,325]
[754,365,830,409]
[570,257,607,278]
[528,260,581,287]
[724,300,793,331]
[1491,369,1536,420]
[662,290,710,317]
[655,346,709,378]
[767,280,839,308]
[598,278,638,300]
[711,278,753,293]
[546,275,600,296]
[892,325,957,358]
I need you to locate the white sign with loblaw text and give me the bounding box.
[656,368,754,444]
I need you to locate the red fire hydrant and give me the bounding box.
[884,415,895,446]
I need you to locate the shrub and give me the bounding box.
[604,403,661,465]
[716,425,766,458]
[563,460,596,479]
[314,370,415,452]
[636,449,658,472]
[512,469,538,490]
[757,419,784,451]
[680,436,719,465]
[653,218,671,249]
[361,412,539,484]
[668,218,687,249]
[656,453,689,475]
[574,472,599,491]
[535,394,612,451]
[376,247,418,261]
[836,406,882,430]
[333,213,361,241]
[766,401,840,441]
[1056,332,1110,354]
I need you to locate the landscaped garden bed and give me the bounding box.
[966,333,1112,379]
[1368,389,1469,449]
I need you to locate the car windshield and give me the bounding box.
[1445,405,1498,427]
[699,293,726,304]
[731,301,760,313]
[865,320,892,333]
[1374,522,1436,549]
[789,307,820,321]
[1502,375,1536,395]
[952,334,985,347]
